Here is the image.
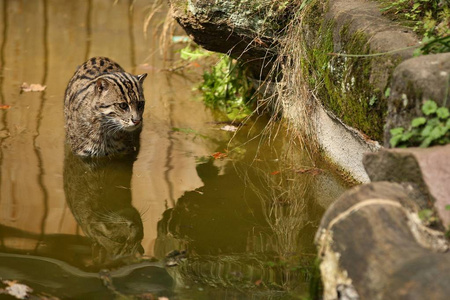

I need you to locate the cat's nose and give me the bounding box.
[131,118,141,125]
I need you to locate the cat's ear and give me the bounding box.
[137,73,147,84]
[95,78,110,94]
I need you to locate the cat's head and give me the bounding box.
[93,72,148,132]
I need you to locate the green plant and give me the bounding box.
[199,55,255,120]
[378,0,450,55]
[417,34,450,55]
[390,100,450,148]
[179,45,255,121]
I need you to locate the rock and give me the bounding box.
[327,0,417,90]
[363,145,450,228]
[315,0,419,141]
[168,0,279,79]
[385,53,450,146]
[315,182,450,300]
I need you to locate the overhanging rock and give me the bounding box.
[169,0,279,79]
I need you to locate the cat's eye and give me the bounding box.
[118,102,128,110]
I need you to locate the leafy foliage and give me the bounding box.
[390,100,450,148]
[379,0,450,55]
[178,45,256,120]
[179,45,255,121]
[199,54,255,120]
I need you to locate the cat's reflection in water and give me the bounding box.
[63,147,144,268]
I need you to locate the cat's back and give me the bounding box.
[64,56,124,106]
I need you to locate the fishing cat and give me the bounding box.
[64,56,147,156]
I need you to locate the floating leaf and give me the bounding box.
[254,279,263,286]
[212,152,227,159]
[220,125,238,132]
[20,82,46,93]
[2,280,33,299]
[0,104,11,110]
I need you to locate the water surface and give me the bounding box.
[0,1,348,298]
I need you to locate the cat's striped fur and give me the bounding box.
[64,57,147,157]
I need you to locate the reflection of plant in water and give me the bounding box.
[240,144,317,290]
[172,253,313,293]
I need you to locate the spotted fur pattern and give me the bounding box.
[64,57,147,156]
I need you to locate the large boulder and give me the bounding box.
[385,53,450,146]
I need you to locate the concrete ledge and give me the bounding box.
[315,103,380,183]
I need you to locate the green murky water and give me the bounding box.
[0,1,348,299]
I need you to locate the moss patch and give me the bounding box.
[299,1,405,141]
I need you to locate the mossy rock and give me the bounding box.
[302,0,417,141]
[168,0,289,79]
